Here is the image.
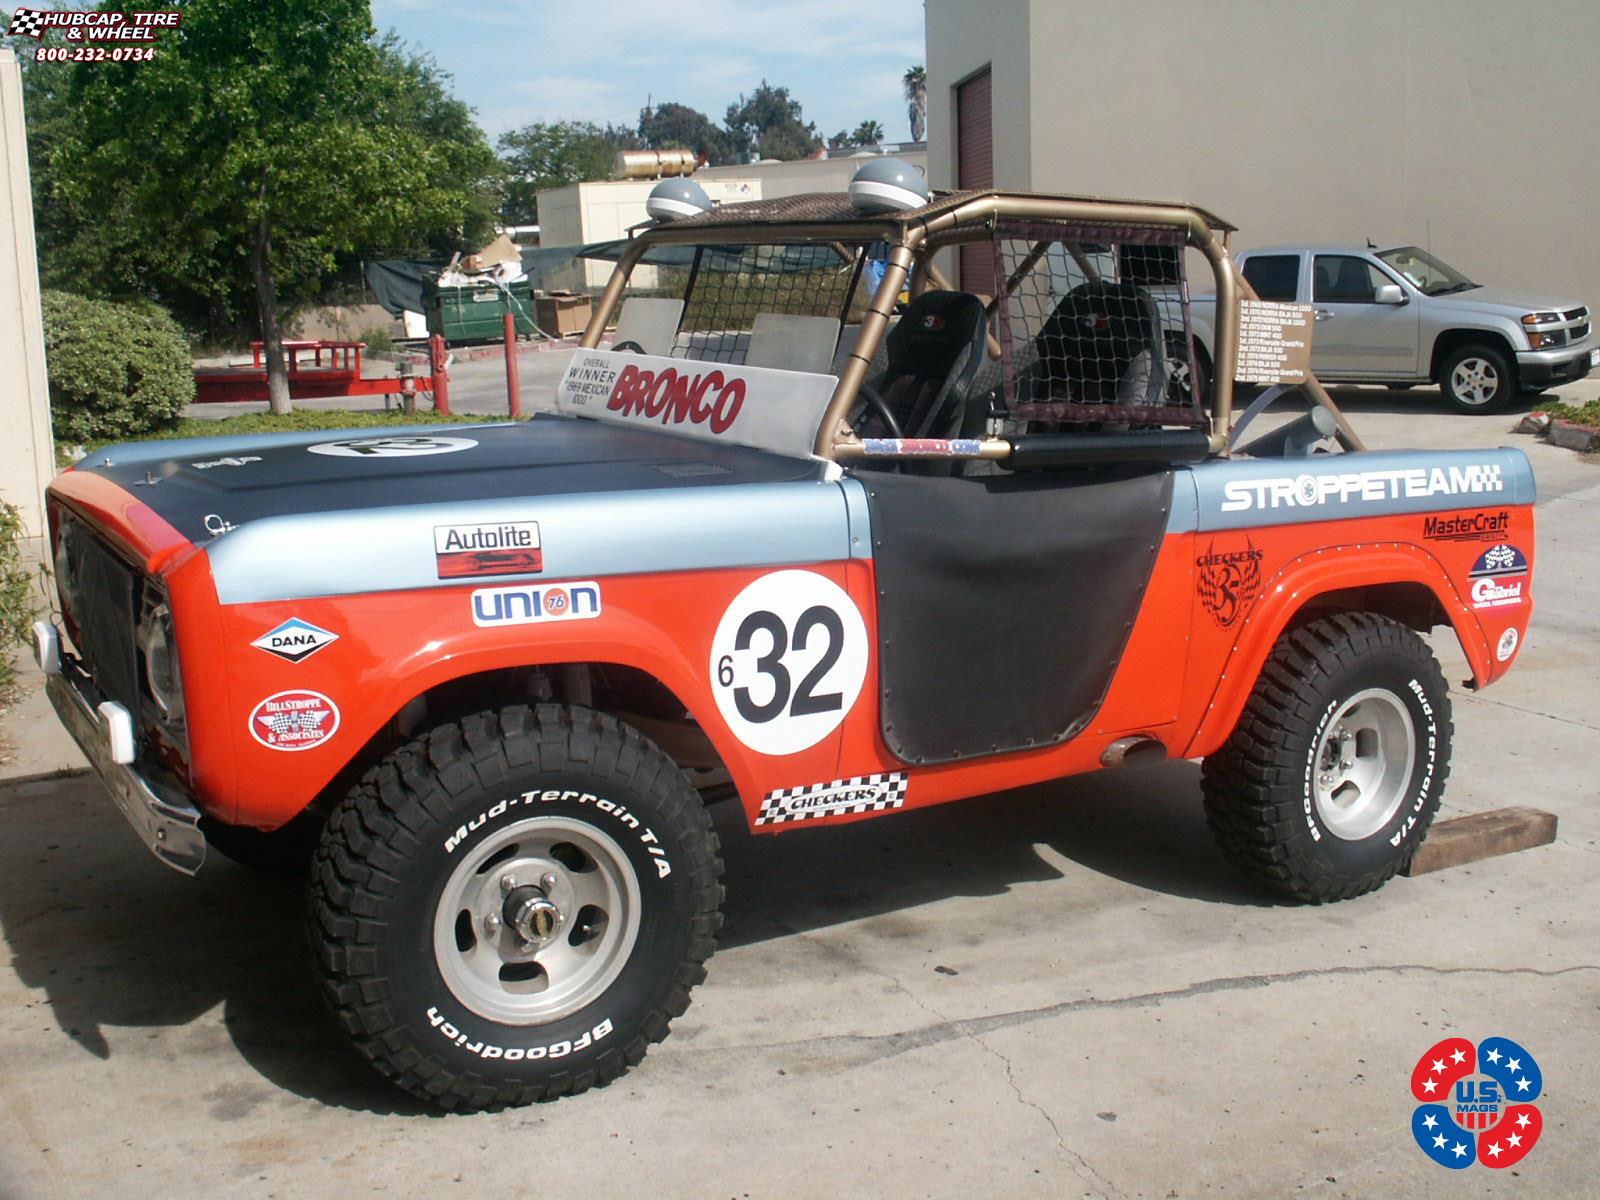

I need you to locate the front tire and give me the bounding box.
[309,704,723,1111]
[1201,613,1451,902]
[1438,343,1515,413]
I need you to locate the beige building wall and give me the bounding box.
[927,0,1600,308]
[0,48,55,544]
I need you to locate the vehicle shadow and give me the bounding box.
[1244,382,1545,421]
[712,757,1287,951]
[0,762,1282,1115]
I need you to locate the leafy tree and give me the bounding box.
[638,101,729,165]
[827,129,852,151]
[498,120,636,225]
[724,81,820,161]
[46,0,496,413]
[851,119,884,146]
[903,64,927,143]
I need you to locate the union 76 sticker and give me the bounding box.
[709,570,868,756]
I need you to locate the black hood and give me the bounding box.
[72,416,821,545]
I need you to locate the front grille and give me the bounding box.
[1572,323,1590,341]
[57,517,141,715]
[1562,306,1588,323]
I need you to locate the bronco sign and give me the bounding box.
[555,349,837,459]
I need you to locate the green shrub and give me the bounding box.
[358,325,395,353]
[43,290,194,444]
[0,503,38,694]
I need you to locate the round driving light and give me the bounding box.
[646,178,713,223]
[137,602,185,725]
[848,157,930,214]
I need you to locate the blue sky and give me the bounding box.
[370,0,927,145]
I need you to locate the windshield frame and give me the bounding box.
[1376,245,1478,296]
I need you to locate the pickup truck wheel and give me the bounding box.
[309,704,723,1111]
[1201,613,1451,902]
[1439,344,1515,413]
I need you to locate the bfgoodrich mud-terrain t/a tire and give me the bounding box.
[1201,613,1452,902]
[310,705,723,1111]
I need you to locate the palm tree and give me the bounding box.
[852,119,885,146]
[903,64,926,143]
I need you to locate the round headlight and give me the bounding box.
[137,603,185,725]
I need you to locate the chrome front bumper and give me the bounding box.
[34,621,207,875]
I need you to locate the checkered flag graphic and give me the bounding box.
[6,7,46,38]
[257,708,330,739]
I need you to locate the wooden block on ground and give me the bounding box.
[1404,806,1558,876]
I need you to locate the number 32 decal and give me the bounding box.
[709,570,869,755]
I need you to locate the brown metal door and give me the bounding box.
[955,68,993,295]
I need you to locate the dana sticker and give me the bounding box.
[756,773,908,826]
[471,581,601,626]
[1496,628,1519,662]
[307,435,477,458]
[251,617,339,663]
[1468,543,1528,580]
[1423,511,1511,542]
[1196,537,1263,629]
[435,521,542,578]
[709,570,868,756]
[249,690,339,751]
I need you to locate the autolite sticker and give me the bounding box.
[434,521,542,578]
[756,773,908,826]
[249,690,339,751]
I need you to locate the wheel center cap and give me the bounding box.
[503,885,561,942]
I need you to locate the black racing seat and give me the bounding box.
[857,290,989,442]
[1030,279,1166,406]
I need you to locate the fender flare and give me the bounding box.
[1182,540,1491,758]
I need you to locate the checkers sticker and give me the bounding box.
[756,773,907,826]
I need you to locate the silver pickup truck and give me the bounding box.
[1189,244,1595,413]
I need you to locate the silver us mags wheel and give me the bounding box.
[434,816,642,1023]
[311,705,723,1112]
[1310,688,1416,841]
[1202,613,1452,902]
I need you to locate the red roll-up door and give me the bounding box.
[956,67,994,295]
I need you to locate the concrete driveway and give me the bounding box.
[3,400,1597,1199]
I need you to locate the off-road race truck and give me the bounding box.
[35,175,1536,1112]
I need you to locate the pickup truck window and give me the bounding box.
[1240,254,1299,301]
[1376,245,1478,296]
[1312,255,1390,304]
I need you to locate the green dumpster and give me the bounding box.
[424,281,537,343]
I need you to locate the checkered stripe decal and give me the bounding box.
[6,8,45,36]
[756,772,908,826]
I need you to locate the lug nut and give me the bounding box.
[541,872,558,891]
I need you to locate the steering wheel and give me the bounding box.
[611,340,647,354]
[852,382,904,439]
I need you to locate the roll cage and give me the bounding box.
[578,189,1364,466]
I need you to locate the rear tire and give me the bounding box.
[309,704,723,1111]
[1201,613,1451,902]
[1438,343,1515,413]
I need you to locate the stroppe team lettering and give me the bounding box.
[1221,464,1504,512]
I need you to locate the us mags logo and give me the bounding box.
[1410,1037,1543,1169]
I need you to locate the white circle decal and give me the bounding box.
[709,570,868,756]
[307,435,478,458]
[1496,627,1518,662]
